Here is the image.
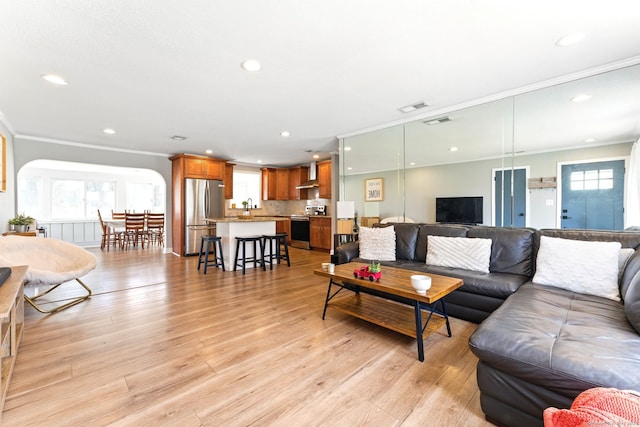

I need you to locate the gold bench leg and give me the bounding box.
[24,278,93,314]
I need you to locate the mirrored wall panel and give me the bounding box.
[341,124,405,224]
[339,63,640,230]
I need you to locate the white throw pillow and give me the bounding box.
[358,226,396,261]
[532,236,622,301]
[426,235,492,273]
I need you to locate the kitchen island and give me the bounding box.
[204,217,281,271]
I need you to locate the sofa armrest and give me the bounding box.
[335,241,360,264]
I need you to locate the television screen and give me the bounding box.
[435,197,483,224]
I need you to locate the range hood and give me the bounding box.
[296,161,319,189]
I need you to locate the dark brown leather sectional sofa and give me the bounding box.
[334,223,536,323]
[334,223,640,426]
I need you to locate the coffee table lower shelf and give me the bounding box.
[329,293,447,340]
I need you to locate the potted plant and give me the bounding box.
[369,261,381,273]
[8,213,35,232]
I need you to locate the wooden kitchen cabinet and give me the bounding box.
[224,162,234,199]
[261,168,277,200]
[317,160,331,199]
[170,154,229,256]
[262,167,290,200]
[276,218,291,241]
[289,166,309,200]
[183,156,225,180]
[310,216,331,250]
[275,169,289,200]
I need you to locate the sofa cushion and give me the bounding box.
[469,283,640,395]
[533,236,622,301]
[624,266,640,334]
[391,223,419,261]
[467,226,534,276]
[427,235,492,273]
[423,264,528,298]
[414,224,469,262]
[619,248,635,281]
[358,226,396,261]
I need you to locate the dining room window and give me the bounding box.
[17,160,164,221]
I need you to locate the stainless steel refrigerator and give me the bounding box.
[184,178,224,255]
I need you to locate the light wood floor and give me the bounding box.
[4,246,492,426]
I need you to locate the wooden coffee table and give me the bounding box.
[314,262,463,362]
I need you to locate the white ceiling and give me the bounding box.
[1,1,640,168]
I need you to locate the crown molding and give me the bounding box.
[15,135,171,157]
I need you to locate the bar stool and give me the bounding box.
[233,236,265,274]
[262,233,291,270]
[197,235,225,274]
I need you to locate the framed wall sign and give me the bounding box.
[0,133,6,192]
[364,177,384,201]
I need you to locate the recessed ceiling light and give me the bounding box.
[313,154,320,159]
[241,59,262,72]
[347,167,353,170]
[102,128,116,135]
[585,138,596,143]
[42,74,68,85]
[409,162,416,166]
[171,135,187,141]
[257,160,262,164]
[571,94,592,103]
[556,32,586,47]
[344,146,351,151]
[280,131,290,137]
[205,149,213,154]
[449,147,459,152]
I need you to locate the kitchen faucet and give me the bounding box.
[246,198,252,213]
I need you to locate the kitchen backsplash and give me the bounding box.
[224,199,331,217]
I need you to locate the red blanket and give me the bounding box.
[544,387,640,427]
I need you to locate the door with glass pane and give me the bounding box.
[560,160,624,230]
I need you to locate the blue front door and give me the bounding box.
[560,160,624,230]
[495,168,526,227]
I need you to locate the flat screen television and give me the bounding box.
[435,196,483,224]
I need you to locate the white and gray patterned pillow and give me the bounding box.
[426,235,492,273]
[532,236,622,301]
[358,226,396,261]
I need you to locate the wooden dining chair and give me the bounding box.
[146,213,165,247]
[111,210,127,220]
[97,209,122,251]
[122,212,146,249]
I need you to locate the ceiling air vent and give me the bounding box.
[399,101,429,113]
[424,116,452,125]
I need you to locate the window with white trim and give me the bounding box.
[231,169,261,208]
[570,168,614,191]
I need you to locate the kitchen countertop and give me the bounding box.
[204,217,285,223]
